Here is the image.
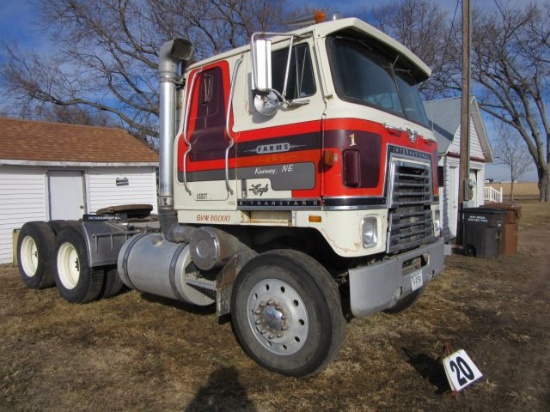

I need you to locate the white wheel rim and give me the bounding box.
[20,236,38,277]
[57,242,80,290]
[246,278,309,356]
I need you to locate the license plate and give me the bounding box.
[411,270,423,291]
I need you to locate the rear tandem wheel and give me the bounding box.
[17,221,56,289]
[53,226,104,304]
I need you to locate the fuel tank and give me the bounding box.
[118,233,214,306]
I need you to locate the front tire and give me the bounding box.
[231,250,346,378]
[17,222,56,289]
[53,227,104,304]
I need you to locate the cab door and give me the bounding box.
[177,61,236,208]
[232,41,325,207]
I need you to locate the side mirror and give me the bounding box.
[252,38,272,92]
[251,37,279,116]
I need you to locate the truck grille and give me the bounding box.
[387,159,434,253]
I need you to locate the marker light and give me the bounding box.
[314,11,327,23]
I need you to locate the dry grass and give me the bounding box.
[513,201,550,227]
[485,182,540,200]
[1,201,549,411]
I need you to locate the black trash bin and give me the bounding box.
[461,207,507,258]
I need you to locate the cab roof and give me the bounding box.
[186,17,431,81]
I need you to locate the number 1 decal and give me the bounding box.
[443,349,483,392]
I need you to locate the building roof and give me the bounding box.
[0,117,158,165]
[424,97,460,153]
[424,96,493,162]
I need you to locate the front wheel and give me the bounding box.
[53,227,104,304]
[231,250,346,378]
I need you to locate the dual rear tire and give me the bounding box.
[17,222,56,289]
[54,226,105,304]
[17,222,125,303]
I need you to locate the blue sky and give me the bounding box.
[304,0,536,15]
[0,0,542,181]
[0,2,34,45]
[305,0,457,13]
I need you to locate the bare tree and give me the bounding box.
[367,0,460,99]
[37,105,117,128]
[1,0,286,144]
[153,0,285,60]
[493,125,533,201]
[363,0,549,202]
[470,2,550,202]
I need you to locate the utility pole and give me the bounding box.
[458,0,472,243]
[459,0,471,206]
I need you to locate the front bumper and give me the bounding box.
[348,238,445,317]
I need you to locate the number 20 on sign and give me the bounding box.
[442,349,483,392]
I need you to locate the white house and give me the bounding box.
[0,117,158,265]
[424,97,494,240]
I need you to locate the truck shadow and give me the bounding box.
[140,292,216,315]
[185,366,257,411]
[402,347,450,394]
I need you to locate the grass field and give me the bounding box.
[1,201,549,411]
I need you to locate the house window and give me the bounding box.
[438,166,445,187]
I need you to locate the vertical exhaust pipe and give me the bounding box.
[158,38,194,242]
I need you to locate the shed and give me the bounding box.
[0,117,158,264]
[424,96,494,240]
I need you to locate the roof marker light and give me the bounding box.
[314,11,327,23]
[287,10,327,27]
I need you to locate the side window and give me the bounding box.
[194,67,224,131]
[272,44,316,99]
[189,66,228,157]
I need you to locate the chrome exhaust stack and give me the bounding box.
[157,38,194,242]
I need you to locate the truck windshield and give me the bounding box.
[327,36,430,128]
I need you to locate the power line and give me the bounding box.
[441,0,460,83]
[447,0,461,55]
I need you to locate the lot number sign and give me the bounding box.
[442,349,483,392]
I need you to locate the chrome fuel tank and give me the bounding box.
[118,233,214,306]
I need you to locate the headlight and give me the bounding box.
[362,216,378,248]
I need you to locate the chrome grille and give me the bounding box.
[388,159,434,253]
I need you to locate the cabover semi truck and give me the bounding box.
[16,16,445,378]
